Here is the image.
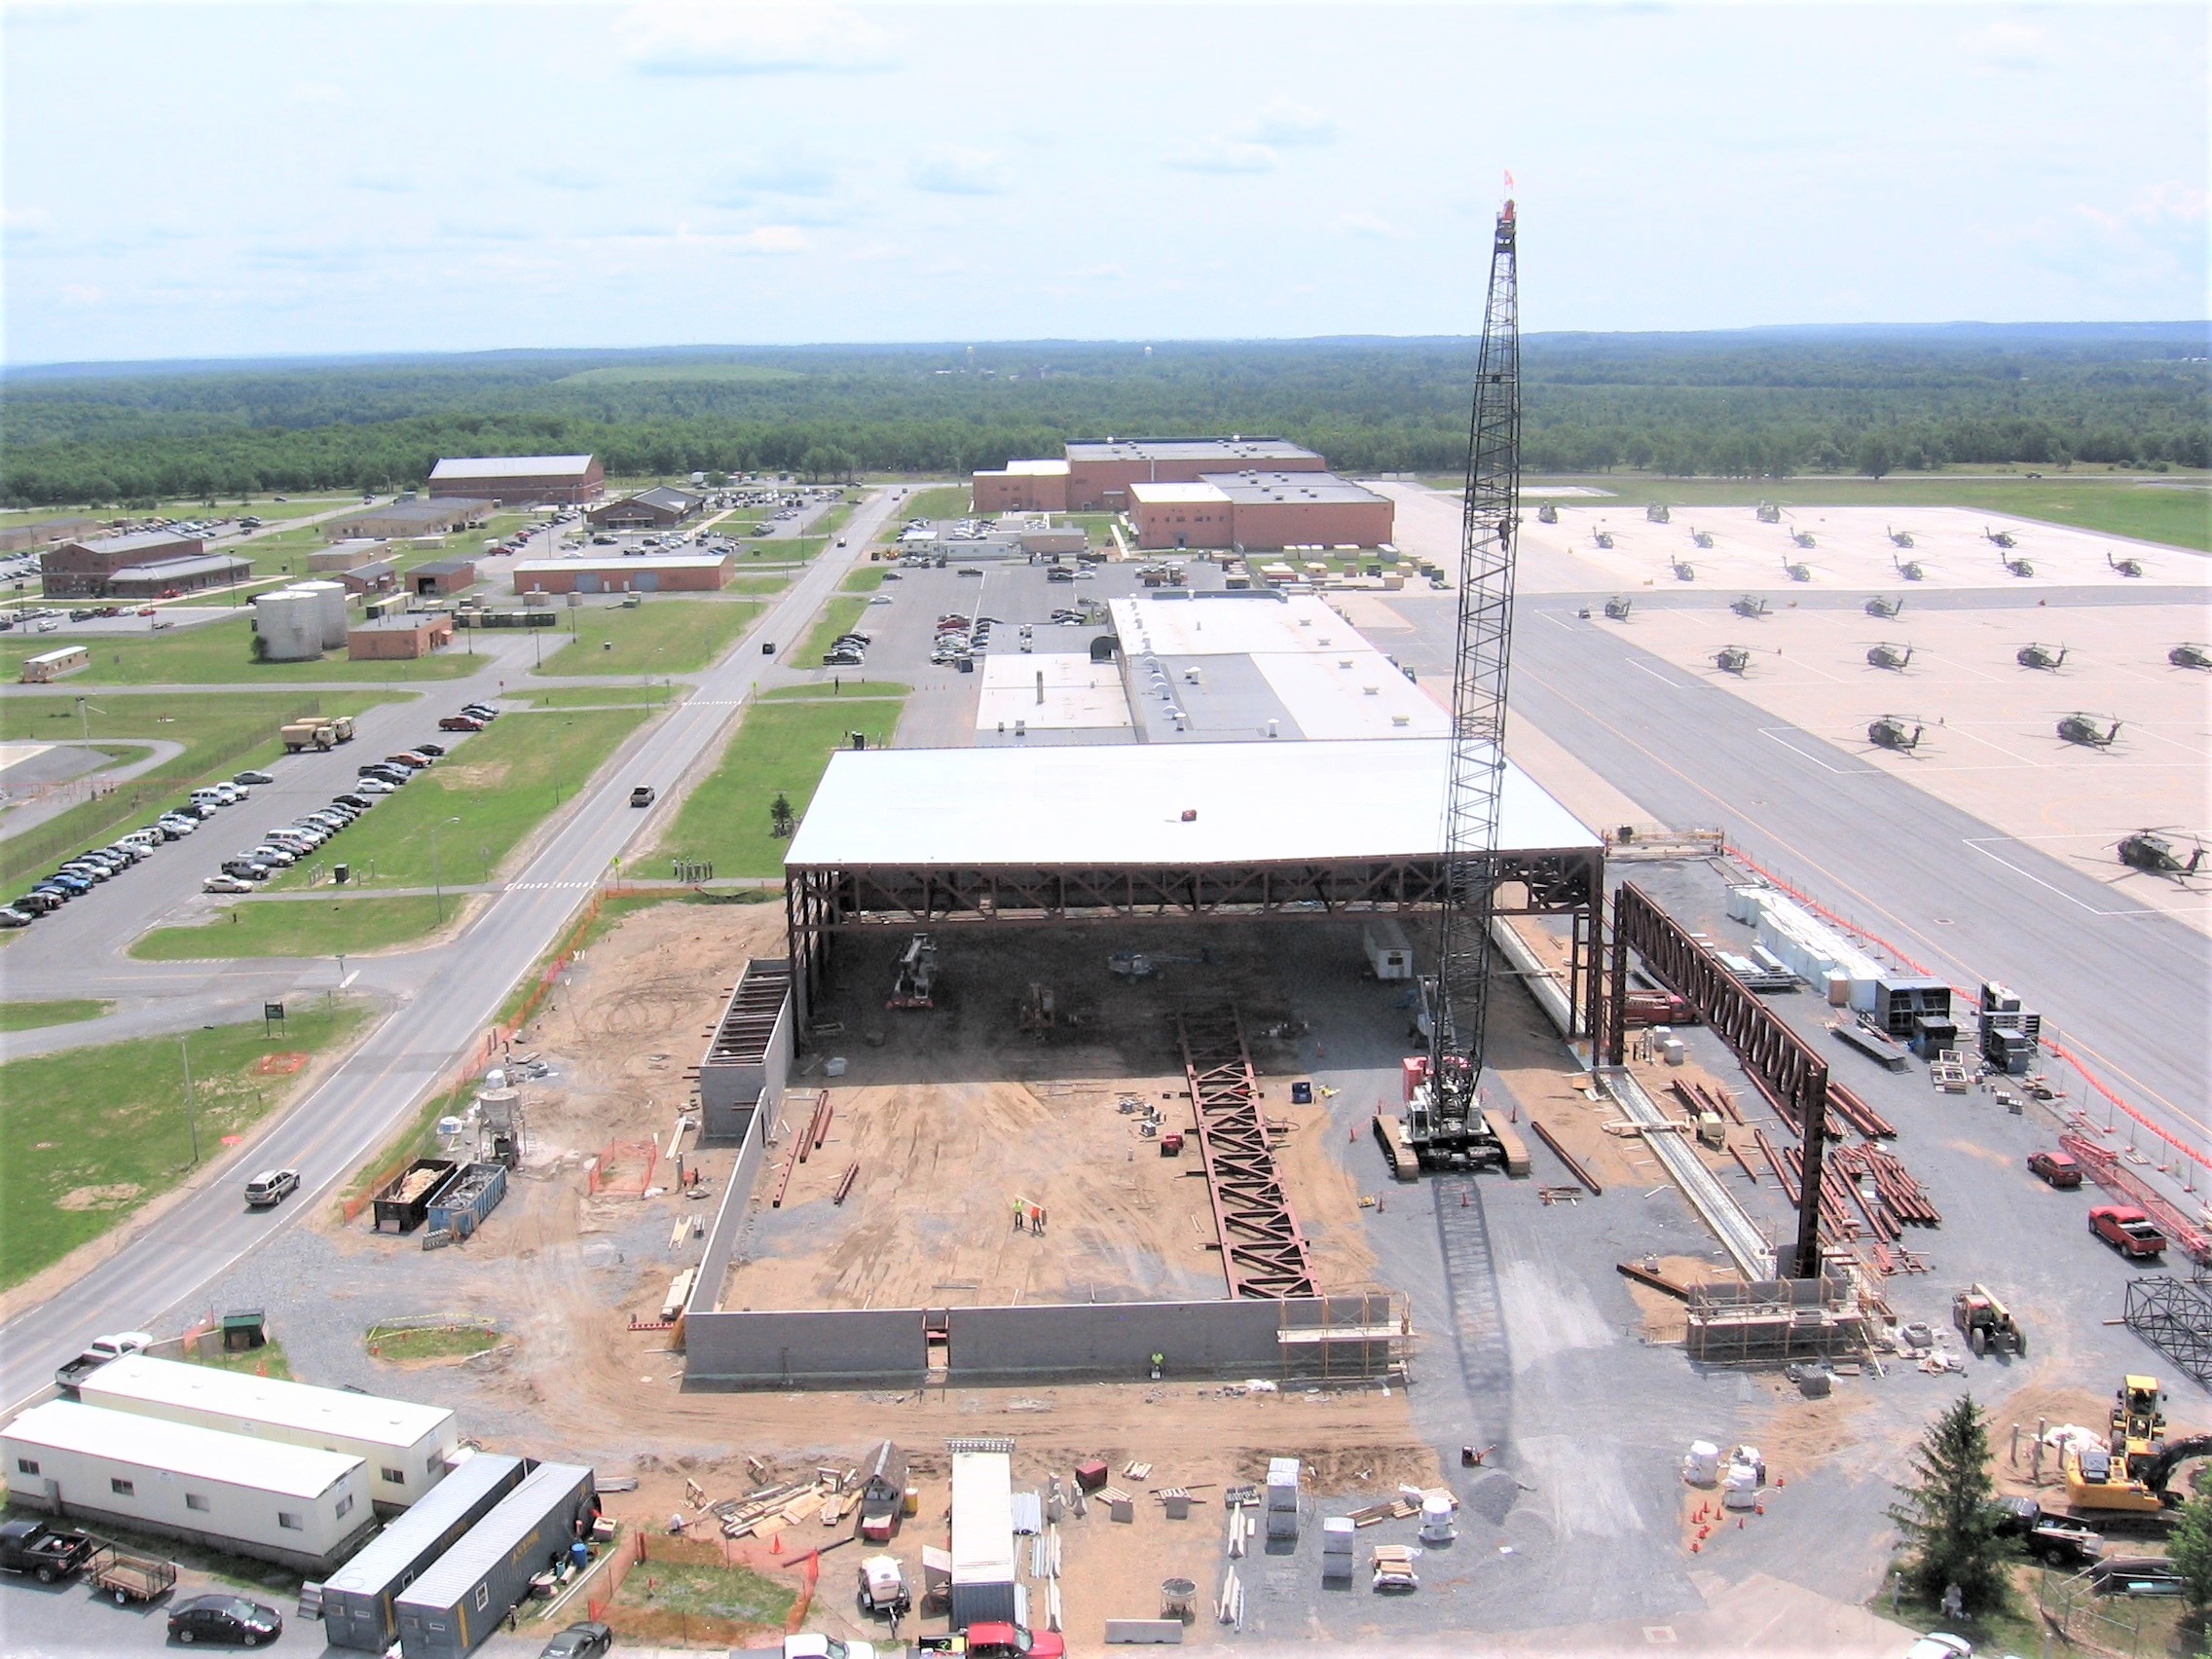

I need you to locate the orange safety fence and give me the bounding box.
[1724,843,2209,1176]
[588,1139,659,1198]
[587,1528,647,1622]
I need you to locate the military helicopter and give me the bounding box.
[2000,551,2036,577]
[1783,556,1814,582]
[1755,501,1783,524]
[1866,642,1914,671]
[1732,594,1770,619]
[2056,712,2122,748]
[1670,556,1697,582]
[1865,594,1905,619]
[2170,642,2212,670]
[1713,644,1752,675]
[1984,525,2018,549]
[2107,551,2145,577]
[1593,528,1616,550]
[1789,527,1817,550]
[2016,642,2069,671]
[1536,501,1560,525]
[2117,829,2206,880]
[1690,527,1715,550]
[1887,526,1915,549]
[1602,595,1634,620]
[1867,715,1926,752]
[1646,503,1672,524]
[1893,553,1927,581]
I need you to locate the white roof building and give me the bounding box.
[427,456,596,482]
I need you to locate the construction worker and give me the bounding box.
[1035,1204,1049,1235]
[1014,1198,1027,1233]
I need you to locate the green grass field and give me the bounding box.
[366,1321,500,1361]
[0,613,485,684]
[130,894,456,959]
[531,597,763,677]
[520,685,679,708]
[841,566,891,592]
[891,484,973,527]
[0,999,111,1032]
[265,704,651,890]
[1455,471,2212,552]
[755,681,909,700]
[0,691,390,888]
[556,363,802,387]
[797,597,869,662]
[655,698,905,877]
[0,1000,367,1285]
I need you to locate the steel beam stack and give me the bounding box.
[1176,1007,1316,1299]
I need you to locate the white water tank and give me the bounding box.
[253,589,321,661]
[1682,1441,1721,1485]
[294,579,350,648]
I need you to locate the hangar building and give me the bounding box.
[427,455,604,505]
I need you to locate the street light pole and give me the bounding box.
[179,1033,201,1164]
[430,816,461,923]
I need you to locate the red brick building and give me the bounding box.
[40,531,243,599]
[1128,471,1394,551]
[427,455,604,505]
[347,614,454,660]
[509,553,731,595]
[975,437,1326,514]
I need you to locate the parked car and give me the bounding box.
[2089,1205,2166,1259]
[0,906,34,928]
[536,1623,614,1659]
[461,703,498,719]
[353,777,397,795]
[415,741,448,758]
[167,1593,282,1646]
[233,770,275,786]
[220,861,272,881]
[332,793,374,811]
[440,715,485,731]
[203,875,254,895]
[1904,1638,1972,1659]
[2028,1150,2083,1189]
[247,845,298,866]
[243,1169,300,1207]
[12,891,63,915]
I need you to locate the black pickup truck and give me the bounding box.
[0,1519,94,1583]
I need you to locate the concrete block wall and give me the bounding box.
[698,966,793,1143]
[685,1108,765,1319]
[682,1309,929,1389]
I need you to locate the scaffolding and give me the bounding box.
[1683,1273,1870,1366]
[1275,1290,1415,1383]
[2122,1275,2212,1388]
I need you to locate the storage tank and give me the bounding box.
[253,589,321,661]
[294,579,350,648]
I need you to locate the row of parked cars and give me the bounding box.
[204,701,499,892]
[0,770,285,926]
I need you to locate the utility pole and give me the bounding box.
[430,815,461,923]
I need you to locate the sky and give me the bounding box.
[3,1,2206,365]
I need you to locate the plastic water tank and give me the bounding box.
[294,579,350,648]
[1682,1441,1721,1486]
[252,589,320,661]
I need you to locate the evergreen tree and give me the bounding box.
[769,793,795,838]
[1888,1393,2006,1612]
[2170,1492,2212,1616]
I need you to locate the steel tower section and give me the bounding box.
[1427,196,1523,1140]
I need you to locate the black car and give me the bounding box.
[537,1622,614,1659]
[167,1593,282,1646]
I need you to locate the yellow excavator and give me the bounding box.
[2062,1375,2210,1516]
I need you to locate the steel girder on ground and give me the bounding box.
[1177,1006,1317,1300]
[2122,1276,2212,1389]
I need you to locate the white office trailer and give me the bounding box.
[77,1354,458,1511]
[947,1447,1017,1628]
[2,1400,372,1573]
[321,1452,528,1652]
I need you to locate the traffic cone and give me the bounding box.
[770,1534,782,1555]
[1754,1502,1764,1515]
[1690,1541,1701,1553]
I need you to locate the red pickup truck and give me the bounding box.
[2088,1205,2166,1259]
[964,1624,1065,1659]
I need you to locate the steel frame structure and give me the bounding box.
[1177,1006,1316,1300]
[1610,880,1831,1278]
[2122,1277,2212,1389]
[785,846,1604,1027]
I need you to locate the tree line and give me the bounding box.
[3,328,2203,506]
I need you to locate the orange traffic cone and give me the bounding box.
[770,1534,782,1555]
[1690,1540,1701,1553]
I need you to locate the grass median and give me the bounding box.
[0,690,390,889]
[0,613,486,684]
[531,597,763,677]
[0,999,370,1286]
[0,999,112,1032]
[886,484,972,528]
[264,703,653,890]
[130,894,455,959]
[797,596,869,663]
[655,698,904,877]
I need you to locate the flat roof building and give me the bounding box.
[327,498,492,540]
[511,553,730,595]
[349,614,455,660]
[975,436,1328,514]
[3,1399,372,1573]
[79,1353,459,1512]
[409,557,478,596]
[39,531,237,600]
[586,485,700,531]
[428,455,604,505]
[1128,470,1393,551]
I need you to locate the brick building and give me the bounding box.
[427,455,604,505]
[1128,470,1394,551]
[40,531,249,600]
[324,498,490,540]
[409,558,477,597]
[585,486,700,532]
[510,553,731,595]
[974,437,1326,514]
[347,614,453,660]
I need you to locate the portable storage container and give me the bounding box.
[393,1462,595,1659]
[321,1454,526,1651]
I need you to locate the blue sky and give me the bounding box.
[4,2,2205,364]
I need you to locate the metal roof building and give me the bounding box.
[428,455,604,505]
[79,1353,459,1511]
[2,1400,372,1572]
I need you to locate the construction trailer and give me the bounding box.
[78,1353,458,1512]
[1,1400,373,1574]
[1362,918,1415,981]
[392,1462,596,1659]
[320,1454,528,1652]
[1683,1275,1871,1365]
[947,1442,1018,1629]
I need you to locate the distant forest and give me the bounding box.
[2,324,2205,506]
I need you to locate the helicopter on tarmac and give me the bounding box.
[1713,645,1751,675]
[1887,526,1915,549]
[2056,712,2122,749]
[1867,715,1926,752]
[1866,642,1914,671]
[2016,642,2069,671]
[1731,594,1769,619]
[2170,642,2212,670]
[1690,527,1715,550]
[2116,829,2206,881]
[2108,550,2145,577]
[1865,594,1904,619]
[1894,553,1927,581]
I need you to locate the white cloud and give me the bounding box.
[1247,96,1336,148]
[1164,137,1278,175]
[1336,212,1407,240]
[1957,18,2061,73]
[2077,181,2208,233]
[707,147,842,205]
[909,147,1011,197]
[620,4,892,76]
[723,225,809,254]
[349,170,418,195]
[282,80,350,108]
[528,166,609,194]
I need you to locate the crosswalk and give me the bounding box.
[505,879,596,892]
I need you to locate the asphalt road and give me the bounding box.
[1381,585,2211,1157]
[0,486,908,1413]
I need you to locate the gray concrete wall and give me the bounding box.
[946,1295,1396,1382]
[685,1108,764,1317]
[682,1309,929,1389]
[698,967,792,1143]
